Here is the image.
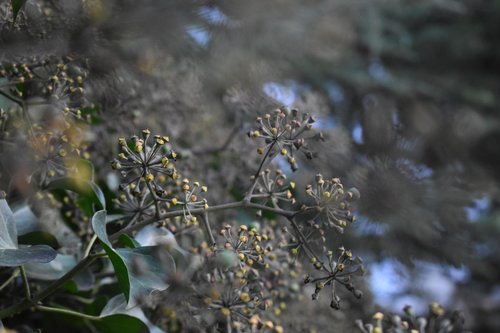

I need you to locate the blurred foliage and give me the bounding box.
[0,0,499,332]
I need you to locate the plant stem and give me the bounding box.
[83,234,98,258]
[109,200,296,241]
[35,305,100,321]
[201,211,216,246]
[146,180,162,219]
[0,269,19,291]
[0,253,105,319]
[286,216,328,271]
[19,266,31,300]
[243,141,277,203]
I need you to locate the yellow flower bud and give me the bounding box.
[240,292,250,303]
[220,307,231,317]
[145,173,154,182]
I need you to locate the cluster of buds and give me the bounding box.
[173,178,209,225]
[219,224,274,269]
[252,169,295,207]
[112,131,210,223]
[305,174,360,233]
[112,129,178,189]
[112,182,155,220]
[248,108,324,171]
[356,303,470,333]
[190,223,298,332]
[28,125,88,185]
[303,246,364,310]
[197,282,284,333]
[0,57,87,104]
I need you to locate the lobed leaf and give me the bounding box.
[91,210,173,307]
[0,198,57,267]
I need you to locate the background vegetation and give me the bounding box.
[0,0,499,332]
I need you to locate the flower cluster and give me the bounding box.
[184,222,301,332]
[193,281,285,333]
[356,303,471,333]
[305,174,360,233]
[112,182,155,220]
[252,169,295,207]
[219,224,274,269]
[303,246,364,309]
[173,178,209,224]
[106,117,362,332]
[0,57,88,112]
[112,129,178,189]
[248,108,324,171]
[112,131,210,224]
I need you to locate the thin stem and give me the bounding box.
[0,89,23,106]
[146,180,162,219]
[201,211,216,247]
[243,141,277,203]
[286,216,328,271]
[109,200,297,241]
[0,269,19,291]
[83,234,98,258]
[0,252,106,319]
[35,305,100,321]
[19,266,31,300]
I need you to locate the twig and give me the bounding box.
[83,234,98,258]
[243,141,277,203]
[0,269,19,291]
[200,211,216,247]
[0,252,106,319]
[36,305,100,321]
[109,200,296,241]
[19,266,31,300]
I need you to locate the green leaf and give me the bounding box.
[18,231,60,249]
[0,198,57,267]
[0,245,58,267]
[95,314,149,333]
[47,177,106,210]
[91,211,172,306]
[11,0,27,22]
[98,295,163,333]
[119,234,140,248]
[24,254,93,286]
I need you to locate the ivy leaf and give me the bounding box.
[0,246,58,267]
[91,211,173,307]
[98,295,164,333]
[13,205,39,235]
[96,314,150,333]
[47,177,106,210]
[18,231,60,249]
[119,234,141,248]
[0,197,57,267]
[24,254,95,291]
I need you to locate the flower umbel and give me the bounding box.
[249,108,324,171]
